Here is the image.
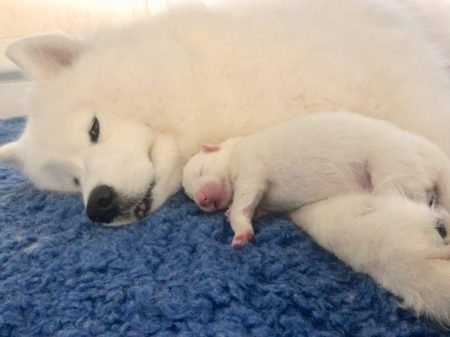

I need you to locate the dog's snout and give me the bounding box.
[87,185,119,223]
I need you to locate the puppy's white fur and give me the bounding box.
[183,112,450,242]
[183,111,450,322]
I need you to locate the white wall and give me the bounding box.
[0,0,170,118]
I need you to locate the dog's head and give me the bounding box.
[0,34,183,225]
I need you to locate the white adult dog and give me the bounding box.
[2,0,450,324]
[291,193,450,325]
[1,0,450,226]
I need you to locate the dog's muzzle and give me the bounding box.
[86,184,154,224]
[86,185,119,223]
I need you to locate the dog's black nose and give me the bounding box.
[86,185,119,223]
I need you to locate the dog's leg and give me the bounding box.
[290,192,450,324]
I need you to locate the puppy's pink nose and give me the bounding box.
[198,193,212,206]
[197,192,218,210]
[198,193,208,206]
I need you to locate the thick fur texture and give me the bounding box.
[290,193,450,324]
[182,112,450,243]
[182,112,450,322]
[1,0,450,325]
[1,0,450,224]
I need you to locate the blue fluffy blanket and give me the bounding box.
[1,118,449,337]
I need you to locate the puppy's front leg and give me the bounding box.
[229,177,267,248]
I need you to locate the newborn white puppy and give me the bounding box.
[183,112,450,248]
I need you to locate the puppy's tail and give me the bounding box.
[290,193,450,324]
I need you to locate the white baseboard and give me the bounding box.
[0,80,29,119]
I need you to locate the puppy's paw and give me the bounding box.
[231,230,254,249]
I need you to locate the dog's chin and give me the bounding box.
[133,187,153,220]
[103,217,137,227]
[102,185,154,227]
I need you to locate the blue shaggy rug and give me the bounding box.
[1,117,449,337]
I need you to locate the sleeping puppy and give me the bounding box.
[182,111,450,324]
[182,111,450,247]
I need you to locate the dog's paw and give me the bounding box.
[231,231,254,249]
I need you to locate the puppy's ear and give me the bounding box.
[6,34,86,81]
[202,144,221,152]
[0,141,23,169]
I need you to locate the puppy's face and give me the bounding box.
[182,144,233,212]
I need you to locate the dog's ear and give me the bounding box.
[0,141,23,169]
[6,34,86,81]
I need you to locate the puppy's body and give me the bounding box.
[183,112,450,244]
[183,111,450,323]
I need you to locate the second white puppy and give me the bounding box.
[182,112,450,247]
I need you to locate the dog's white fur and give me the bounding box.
[183,112,450,322]
[182,112,450,246]
[1,0,450,225]
[290,193,450,324]
[1,0,450,324]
